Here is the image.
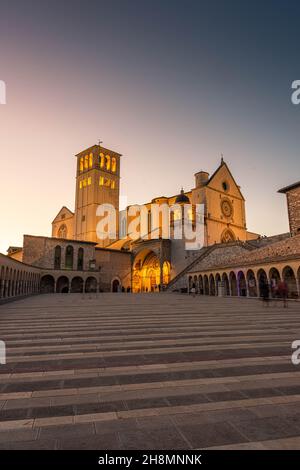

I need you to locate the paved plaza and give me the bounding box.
[0,293,300,450]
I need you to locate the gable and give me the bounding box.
[206,162,244,200]
[52,206,74,225]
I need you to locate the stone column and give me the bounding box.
[159,259,164,292]
[296,278,300,298]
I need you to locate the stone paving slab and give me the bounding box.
[0,293,300,449]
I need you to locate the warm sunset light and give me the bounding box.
[1,0,300,459]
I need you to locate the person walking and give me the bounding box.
[190,283,196,297]
[277,280,289,308]
[259,278,270,306]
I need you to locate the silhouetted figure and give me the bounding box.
[277,280,289,308]
[190,283,196,297]
[259,278,270,306]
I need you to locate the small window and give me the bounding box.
[87,176,92,185]
[222,181,229,192]
[84,155,89,169]
[111,180,116,189]
[80,157,84,172]
[82,215,86,222]
[89,153,93,168]
[83,179,87,187]
[99,176,104,186]
[106,155,111,171]
[79,180,82,189]
[111,157,116,172]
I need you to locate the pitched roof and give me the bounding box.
[51,206,74,224]
[75,144,122,157]
[278,181,300,194]
[205,160,245,200]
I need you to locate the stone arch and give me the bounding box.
[215,273,221,296]
[222,272,230,296]
[112,278,121,292]
[229,271,238,296]
[282,266,298,298]
[221,228,236,244]
[188,276,193,292]
[56,276,69,293]
[41,275,55,294]
[247,269,257,297]
[65,245,74,270]
[193,275,198,293]
[238,271,247,297]
[77,247,84,271]
[198,275,203,295]
[54,245,61,269]
[209,274,216,296]
[162,261,171,286]
[85,276,97,293]
[71,276,84,293]
[58,224,68,239]
[132,249,161,293]
[269,267,281,297]
[203,275,209,295]
[257,269,268,297]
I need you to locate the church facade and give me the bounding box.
[1,143,300,299]
[49,143,260,293]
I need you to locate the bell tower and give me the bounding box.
[74,144,121,246]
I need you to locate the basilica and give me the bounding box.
[1,143,300,300]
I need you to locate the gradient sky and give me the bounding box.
[1,0,300,254]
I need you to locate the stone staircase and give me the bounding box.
[166,245,217,291]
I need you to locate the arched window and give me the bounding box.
[80,157,84,172]
[84,155,89,169]
[105,155,111,170]
[89,153,93,168]
[111,157,116,172]
[54,246,61,269]
[65,245,74,270]
[221,229,236,243]
[100,153,105,168]
[58,224,67,239]
[77,248,84,270]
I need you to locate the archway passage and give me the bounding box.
[203,275,209,295]
[257,269,268,297]
[56,276,69,293]
[222,273,230,296]
[247,270,257,297]
[112,279,120,292]
[283,266,298,298]
[71,277,84,293]
[269,268,281,297]
[85,277,97,293]
[198,275,204,295]
[238,271,247,297]
[230,272,238,296]
[209,274,216,296]
[41,275,55,294]
[132,250,162,293]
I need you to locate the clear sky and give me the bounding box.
[0,0,300,254]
